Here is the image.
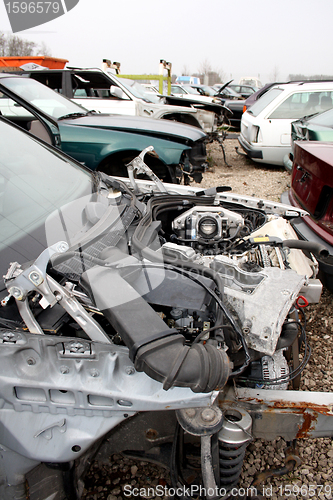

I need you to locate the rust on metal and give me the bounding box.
[233,396,332,415]
[145,428,159,440]
[222,395,333,439]
[295,410,318,439]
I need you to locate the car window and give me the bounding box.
[74,88,90,97]
[182,86,198,95]
[308,107,333,126]
[269,91,333,119]
[71,73,115,98]
[247,87,284,117]
[29,72,63,94]
[0,119,92,278]
[0,77,87,119]
[171,86,184,95]
[193,86,215,96]
[0,93,34,120]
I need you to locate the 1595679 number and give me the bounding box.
[5,1,60,14]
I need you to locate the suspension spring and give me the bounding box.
[219,440,248,489]
[218,407,252,491]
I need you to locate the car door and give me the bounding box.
[0,81,60,147]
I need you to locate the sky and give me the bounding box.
[1,0,333,85]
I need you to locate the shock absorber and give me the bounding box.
[218,407,252,490]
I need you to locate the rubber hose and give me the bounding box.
[82,265,231,393]
[282,239,329,258]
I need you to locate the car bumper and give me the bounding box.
[238,134,263,159]
[281,191,333,290]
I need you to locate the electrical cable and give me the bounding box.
[192,324,233,345]
[134,262,251,377]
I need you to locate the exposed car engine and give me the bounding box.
[0,148,331,500]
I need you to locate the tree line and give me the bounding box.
[288,73,333,81]
[0,31,50,57]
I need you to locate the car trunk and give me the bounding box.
[290,141,333,246]
[287,141,333,290]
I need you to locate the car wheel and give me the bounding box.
[97,151,173,183]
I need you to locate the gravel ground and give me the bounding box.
[82,137,333,500]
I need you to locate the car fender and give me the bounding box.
[58,122,189,171]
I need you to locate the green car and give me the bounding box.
[0,75,207,183]
[284,107,333,171]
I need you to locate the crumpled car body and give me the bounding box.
[1,117,333,500]
[284,106,333,171]
[0,74,208,183]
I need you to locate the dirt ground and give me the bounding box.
[194,136,291,202]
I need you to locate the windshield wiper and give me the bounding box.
[302,112,319,120]
[58,112,89,120]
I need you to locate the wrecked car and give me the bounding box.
[228,84,258,99]
[284,105,333,171]
[239,81,333,166]
[213,81,246,130]
[0,73,208,183]
[1,116,333,500]
[281,141,333,291]
[15,66,225,136]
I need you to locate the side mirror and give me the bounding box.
[110,86,125,99]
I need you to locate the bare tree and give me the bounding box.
[0,32,7,56]
[0,32,51,57]
[36,41,52,57]
[181,65,191,76]
[195,59,226,86]
[197,58,212,76]
[6,35,36,56]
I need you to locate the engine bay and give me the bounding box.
[0,159,330,500]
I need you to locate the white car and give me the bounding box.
[170,83,222,104]
[239,77,262,88]
[239,81,333,166]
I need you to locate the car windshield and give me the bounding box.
[0,119,93,280]
[307,107,333,126]
[182,86,200,95]
[246,87,284,117]
[194,86,216,96]
[219,87,241,98]
[0,76,88,119]
[112,76,161,104]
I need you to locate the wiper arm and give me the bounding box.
[58,112,89,120]
[302,112,319,120]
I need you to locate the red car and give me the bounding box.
[282,141,333,290]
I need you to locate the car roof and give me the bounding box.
[273,80,333,92]
[245,80,333,110]
[0,72,20,78]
